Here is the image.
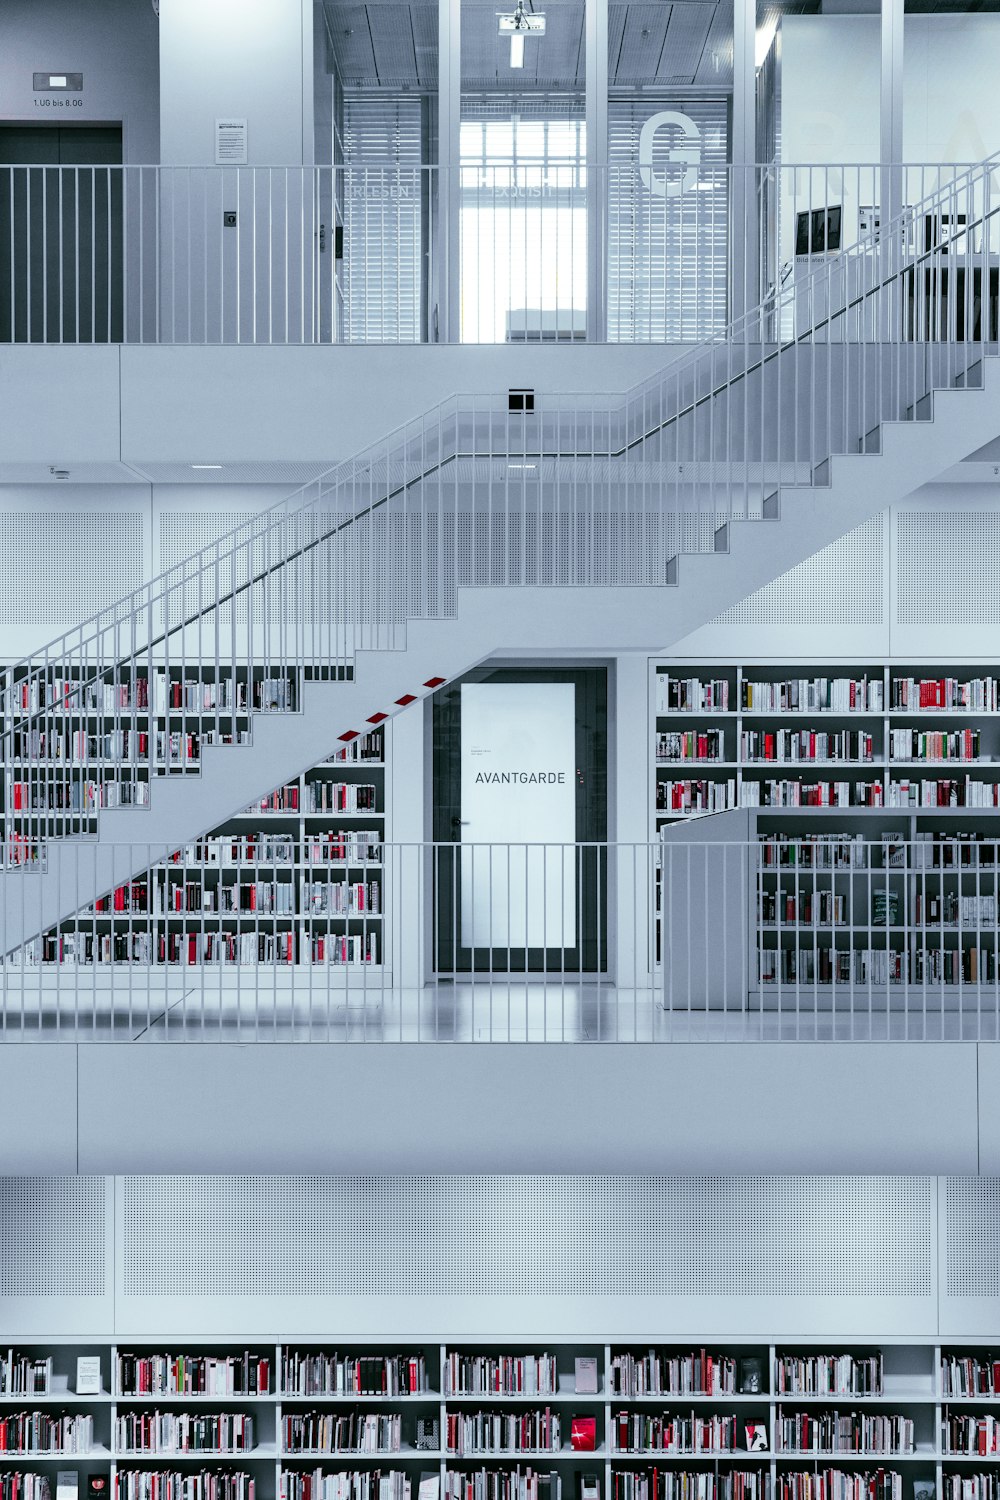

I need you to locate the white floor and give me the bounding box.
[1,977,998,1042]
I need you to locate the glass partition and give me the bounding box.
[460,0,587,341]
[319,0,437,340]
[607,0,733,340]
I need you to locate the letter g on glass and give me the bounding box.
[638,110,702,198]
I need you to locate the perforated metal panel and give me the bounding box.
[944,1177,1000,1300]
[0,1178,106,1298]
[159,512,256,574]
[717,514,884,626]
[897,511,1000,625]
[121,1175,933,1300]
[0,512,143,624]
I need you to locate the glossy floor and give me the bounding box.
[2,977,999,1042]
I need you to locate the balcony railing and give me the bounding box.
[0,839,654,1042]
[0,161,992,344]
[6,834,1000,1041]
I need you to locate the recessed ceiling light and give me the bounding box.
[191,463,223,470]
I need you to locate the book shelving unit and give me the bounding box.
[2,1341,999,1500]
[0,666,301,858]
[651,662,1000,833]
[662,805,1000,999]
[652,661,1000,981]
[4,704,390,975]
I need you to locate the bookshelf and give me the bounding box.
[661,805,1000,1000]
[9,725,389,975]
[1,1340,996,1500]
[651,662,1000,832]
[0,666,300,859]
[652,661,1000,977]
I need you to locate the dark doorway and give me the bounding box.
[432,665,609,975]
[0,125,124,342]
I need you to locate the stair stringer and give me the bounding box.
[4,355,1000,953]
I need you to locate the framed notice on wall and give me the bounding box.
[215,118,248,165]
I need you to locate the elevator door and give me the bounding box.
[0,125,124,342]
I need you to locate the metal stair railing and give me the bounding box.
[2,152,999,865]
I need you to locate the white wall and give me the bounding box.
[779,16,881,168]
[0,1041,980,1174]
[0,0,160,162]
[904,15,1000,163]
[780,13,1000,166]
[669,486,1000,661]
[159,0,312,166]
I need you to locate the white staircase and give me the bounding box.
[3,156,1000,950]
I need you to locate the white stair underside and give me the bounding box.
[3,355,1000,950]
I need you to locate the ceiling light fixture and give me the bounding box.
[498,1,545,69]
[191,463,223,470]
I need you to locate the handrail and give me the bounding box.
[3,153,1000,844]
[7,156,998,672]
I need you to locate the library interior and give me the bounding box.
[3,2,1000,1498]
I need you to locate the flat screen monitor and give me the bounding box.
[924,212,967,253]
[795,205,842,256]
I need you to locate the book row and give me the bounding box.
[611,1473,766,1500]
[239,787,380,818]
[115,1474,253,1500]
[22,1346,1000,1407]
[656,735,998,769]
[283,1416,400,1456]
[656,677,886,716]
[656,673,1000,717]
[743,680,885,716]
[10,931,381,967]
[660,780,1000,814]
[0,1362,51,1400]
[942,1360,1000,1398]
[118,1356,272,1399]
[444,1360,558,1401]
[282,1477,415,1500]
[165,835,382,869]
[758,888,1000,924]
[758,894,847,927]
[7,781,149,814]
[612,1415,738,1455]
[888,733,983,763]
[7,732,203,767]
[772,1415,913,1455]
[279,1357,427,1401]
[89,881,382,918]
[610,1357,736,1401]
[757,834,1000,871]
[116,1415,255,1456]
[445,1413,562,1457]
[2,673,295,717]
[655,735,725,765]
[0,1415,93,1454]
[757,946,1000,986]
[943,1413,1000,1455]
[739,735,876,766]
